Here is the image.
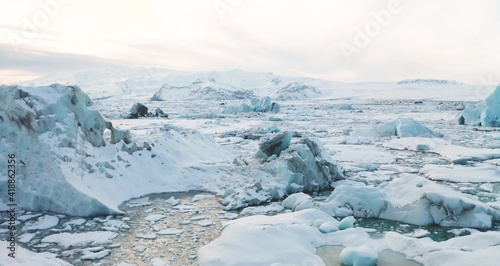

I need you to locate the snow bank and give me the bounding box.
[458,85,500,127]
[320,174,500,228]
[0,85,234,216]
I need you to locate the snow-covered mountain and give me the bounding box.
[21,67,325,102]
[397,79,460,85]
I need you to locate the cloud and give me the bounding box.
[0,0,499,84]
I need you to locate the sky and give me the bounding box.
[0,0,499,84]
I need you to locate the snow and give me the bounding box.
[420,164,500,183]
[4,68,500,265]
[198,209,331,266]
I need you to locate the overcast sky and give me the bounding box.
[1,0,499,84]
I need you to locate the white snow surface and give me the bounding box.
[420,164,500,183]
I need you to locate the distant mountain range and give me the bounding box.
[397,79,460,85]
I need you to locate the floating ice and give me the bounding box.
[41,231,118,248]
[339,247,378,266]
[321,174,500,228]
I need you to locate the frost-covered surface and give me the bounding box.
[458,86,500,127]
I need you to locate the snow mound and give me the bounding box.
[458,85,500,127]
[320,174,500,228]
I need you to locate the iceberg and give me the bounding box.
[458,85,500,127]
[319,174,500,228]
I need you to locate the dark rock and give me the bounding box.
[258,131,292,158]
[129,103,148,118]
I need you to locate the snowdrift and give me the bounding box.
[0,85,234,216]
[458,85,500,127]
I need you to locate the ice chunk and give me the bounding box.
[458,86,500,127]
[41,231,118,248]
[321,174,500,228]
[339,247,378,266]
[23,215,59,231]
[338,216,356,230]
[319,221,340,233]
[376,118,443,138]
[223,96,280,114]
[157,228,183,235]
